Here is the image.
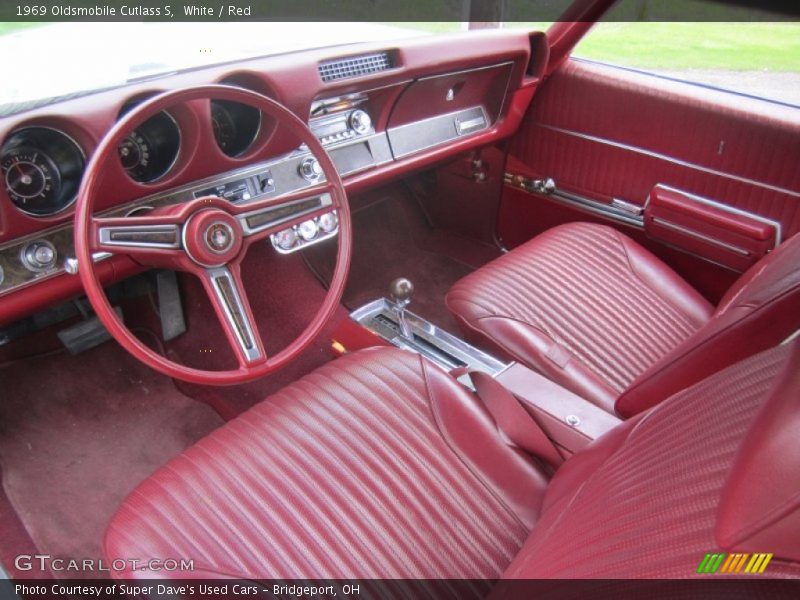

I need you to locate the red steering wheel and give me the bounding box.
[73,85,351,385]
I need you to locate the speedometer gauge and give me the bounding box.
[0,127,85,216]
[1,147,62,215]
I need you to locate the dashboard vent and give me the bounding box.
[319,52,393,82]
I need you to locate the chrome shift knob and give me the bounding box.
[389,277,414,305]
[389,278,414,339]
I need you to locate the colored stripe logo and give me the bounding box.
[697,552,773,574]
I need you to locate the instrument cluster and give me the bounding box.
[0,127,85,216]
[1,94,265,219]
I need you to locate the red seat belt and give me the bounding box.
[469,370,565,469]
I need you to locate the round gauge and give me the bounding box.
[211,99,261,157]
[211,102,237,154]
[2,148,60,209]
[297,219,318,242]
[0,128,84,217]
[318,211,338,233]
[117,131,151,180]
[273,227,298,251]
[116,106,180,183]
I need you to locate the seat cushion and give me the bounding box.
[104,347,548,582]
[446,223,713,412]
[500,340,800,579]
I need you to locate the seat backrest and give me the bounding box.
[501,339,800,579]
[616,232,800,417]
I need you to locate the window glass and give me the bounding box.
[0,22,442,112]
[573,22,800,106]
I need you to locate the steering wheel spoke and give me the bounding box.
[200,265,267,367]
[236,183,336,241]
[92,214,184,261]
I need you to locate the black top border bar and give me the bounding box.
[2,0,800,22]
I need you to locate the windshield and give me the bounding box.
[0,22,456,114]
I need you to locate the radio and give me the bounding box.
[309,94,373,146]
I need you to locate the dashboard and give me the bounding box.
[0,29,546,326]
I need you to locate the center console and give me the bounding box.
[495,364,622,456]
[344,278,621,457]
[350,297,508,389]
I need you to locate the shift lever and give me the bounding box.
[389,277,415,339]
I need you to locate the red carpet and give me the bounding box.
[302,184,501,333]
[0,341,223,578]
[166,241,350,416]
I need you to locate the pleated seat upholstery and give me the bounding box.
[447,222,800,416]
[446,223,712,412]
[103,347,547,583]
[104,341,800,586]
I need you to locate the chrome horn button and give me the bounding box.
[183,209,243,268]
[206,221,235,254]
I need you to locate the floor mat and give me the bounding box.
[302,184,501,333]
[0,341,223,578]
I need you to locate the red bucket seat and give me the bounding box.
[446,222,800,416]
[104,341,800,583]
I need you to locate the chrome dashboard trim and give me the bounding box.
[387,105,490,159]
[238,192,333,236]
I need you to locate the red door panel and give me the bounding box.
[499,58,800,300]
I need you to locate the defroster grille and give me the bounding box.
[319,52,393,82]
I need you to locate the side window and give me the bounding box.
[572,22,800,106]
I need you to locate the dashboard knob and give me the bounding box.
[298,157,323,182]
[318,211,338,233]
[297,219,319,241]
[349,109,371,135]
[22,240,57,271]
[273,227,298,251]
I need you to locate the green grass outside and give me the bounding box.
[0,22,44,36]
[400,22,800,73]
[572,22,800,72]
